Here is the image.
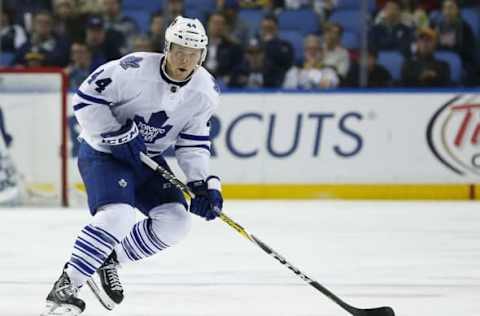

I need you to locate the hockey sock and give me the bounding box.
[66,203,136,288]
[115,203,191,264]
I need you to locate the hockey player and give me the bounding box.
[41,16,223,316]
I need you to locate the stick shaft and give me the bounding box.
[139,153,362,315]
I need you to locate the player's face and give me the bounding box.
[166,43,202,81]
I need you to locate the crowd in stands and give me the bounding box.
[0,0,479,89]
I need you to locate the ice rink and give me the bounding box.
[0,200,479,316]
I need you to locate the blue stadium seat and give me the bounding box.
[128,10,150,33]
[341,31,359,50]
[184,0,216,21]
[461,8,479,38]
[329,10,365,33]
[238,9,264,38]
[429,10,441,24]
[430,9,479,38]
[0,52,14,66]
[185,0,216,11]
[435,51,462,83]
[278,9,319,35]
[336,0,376,11]
[279,30,304,63]
[123,0,163,11]
[377,51,404,81]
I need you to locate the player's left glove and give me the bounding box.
[101,119,146,174]
[187,176,223,221]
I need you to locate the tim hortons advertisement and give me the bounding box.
[427,94,480,179]
[67,92,479,184]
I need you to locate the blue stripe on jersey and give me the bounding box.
[73,103,91,111]
[175,145,210,151]
[76,90,111,106]
[179,133,210,141]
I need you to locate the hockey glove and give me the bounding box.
[101,119,146,174]
[187,176,223,221]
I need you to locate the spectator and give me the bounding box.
[52,0,87,42]
[101,0,139,52]
[401,27,451,87]
[283,34,340,89]
[149,10,165,53]
[85,15,124,68]
[313,0,338,22]
[24,50,46,67]
[2,0,52,29]
[131,35,153,52]
[374,0,429,28]
[236,0,280,10]
[369,0,414,56]
[345,49,393,87]
[322,22,350,78]
[1,7,28,52]
[164,0,186,26]
[219,0,249,45]
[204,12,243,84]
[12,10,70,67]
[284,0,311,10]
[257,14,294,87]
[432,0,476,67]
[64,42,93,89]
[77,0,103,14]
[229,38,265,88]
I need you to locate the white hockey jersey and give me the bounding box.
[72,52,220,182]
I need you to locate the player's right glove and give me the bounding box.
[101,119,146,174]
[187,176,223,221]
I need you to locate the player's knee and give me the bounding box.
[149,203,191,246]
[91,203,137,242]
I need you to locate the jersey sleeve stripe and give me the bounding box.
[73,102,91,111]
[179,133,210,141]
[76,89,112,106]
[175,144,210,151]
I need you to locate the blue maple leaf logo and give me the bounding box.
[133,111,173,143]
[120,56,143,70]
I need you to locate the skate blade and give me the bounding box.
[86,277,115,310]
[40,301,82,316]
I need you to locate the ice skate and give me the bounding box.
[40,268,85,316]
[86,251,123,310]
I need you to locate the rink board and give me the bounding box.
[5,89,480,202]
[67,91,478,201]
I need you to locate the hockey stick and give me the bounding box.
[140,153,395,316]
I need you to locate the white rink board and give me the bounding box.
[0,201,479,316]
[65,92,480,186]
[208,93,479,183]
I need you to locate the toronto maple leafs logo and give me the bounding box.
[120,56,143,70]
[134,111,173,143]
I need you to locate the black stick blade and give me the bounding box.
[359,306,395,316]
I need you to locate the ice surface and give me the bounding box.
[0,201,479,316]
